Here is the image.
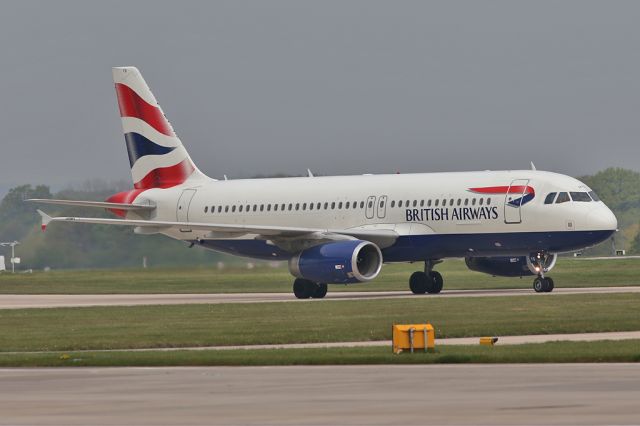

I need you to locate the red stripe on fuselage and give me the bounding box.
[133,158,195,190]
[469,185,534,195]
[115,83,175,137]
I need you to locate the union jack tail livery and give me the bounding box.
[112,67,207,189]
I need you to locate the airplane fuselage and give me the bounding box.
[135,169,617,262]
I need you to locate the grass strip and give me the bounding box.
[1,340,639,367]
[1,293,639,352]
[1,258,639,294]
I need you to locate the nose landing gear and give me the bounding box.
[529,252,556,293]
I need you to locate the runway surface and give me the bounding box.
[2,364,639,425]
[1,285,639,309]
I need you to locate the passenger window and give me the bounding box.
[204,206,208,213]
[471,199,476,206]
[570,192,591,202]
[225,206,229,213]
[399,200,403,207]
[413,200,417,207]
[331,202,336,209]
[456,199,461,206]
[487,198,491,205]
[427,200,432,207]
[379,200,384,208]
[449,199,454,206]
[391,200,395,208]
[420,200,424,207]
[353,201,357,209]
[544,192,557,204]
[281,204,286,211]
[406,200,410,207]
[303,203,307,210]
[324,202,329,209]
[260,204,265,211]
[555,192,570,204]
[295,203,299,211]
[345,202,350,209]
[435,200,439,207]
[360,201,365,208]
[442,199,446,206]
[239,205,243,212]
[218,206,222,213]
[318,202,322,209]
[288,204,293,211]
[338,202,343,209]
[479,198,483,206]
[588,191,600,202]
[368,201,373,208]
[253,205,257,212]
[464,199,468,206]
[309,203,313,211]
[274,204,278,211]
[232,206,236,213]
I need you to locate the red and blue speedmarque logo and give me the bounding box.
[468,185,536,207]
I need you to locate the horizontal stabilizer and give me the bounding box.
[27,199,156,211]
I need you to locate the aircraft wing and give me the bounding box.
[28,199,156,211]
[36,210,398,247]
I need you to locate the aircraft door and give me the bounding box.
[377,195,388,219]
[176,189,197,231]
[365,196,376,219]
[504,179,529,224]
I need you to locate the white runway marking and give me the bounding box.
[0,286,639,309]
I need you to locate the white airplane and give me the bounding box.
[31,67,618,298]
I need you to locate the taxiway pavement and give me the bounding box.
[2,364,639,425]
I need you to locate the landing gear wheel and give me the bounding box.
[533,277,554,293]
[428,271,443,294]
[533,277,545,293]
[293,278,315,299]
[312,283,328,299]
[409,271,428,294]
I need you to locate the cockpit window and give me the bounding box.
[570,192,591,202]
[588,191,600,202]
[555,192,570,204]
[544,192,557,204]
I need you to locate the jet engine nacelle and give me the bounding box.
[288,240,383,284]
[465,254,557,277]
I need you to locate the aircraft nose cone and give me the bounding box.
[586,207,618,231]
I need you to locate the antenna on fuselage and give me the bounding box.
[307,169,314,178]
[530,162,537,171]
[223,175,228,181]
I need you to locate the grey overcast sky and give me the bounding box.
[1,1,640,191]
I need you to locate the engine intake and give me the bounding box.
[289,240,383,284]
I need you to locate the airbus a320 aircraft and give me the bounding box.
[31,67,618,299]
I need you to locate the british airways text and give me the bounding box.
[405,206,499,222]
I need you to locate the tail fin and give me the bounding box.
[112,67,208,189]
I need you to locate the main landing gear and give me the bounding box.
[529,252,555,293]
[293,278,327,299]
[409,260,443,294]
